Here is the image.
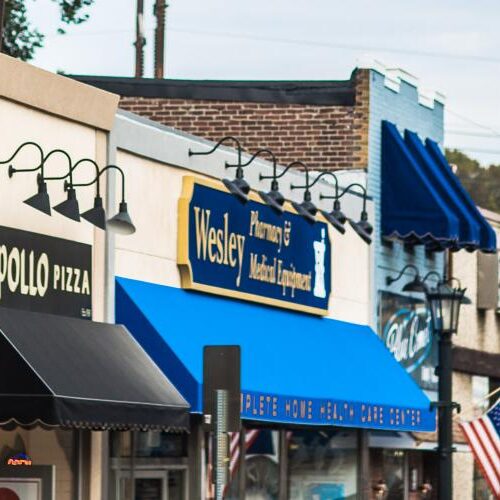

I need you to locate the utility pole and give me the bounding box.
[153,0,167,78]
[0,0,6,53]
[134,0,145,78]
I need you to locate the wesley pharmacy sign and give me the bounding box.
[0,226,92,319]
[177,176,331,315]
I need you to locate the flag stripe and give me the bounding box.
[460,421,500,496]
[477,419,500,475]
[482,416,500,459]
[469,421,500,484]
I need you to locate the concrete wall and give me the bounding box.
[112,111,373,325]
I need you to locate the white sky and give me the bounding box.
[27,0,500,166]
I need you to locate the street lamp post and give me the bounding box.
[425,282,465,500]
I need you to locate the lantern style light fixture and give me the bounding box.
[189,137,249,203]
[425,281,466,334]
[67,164,136,235]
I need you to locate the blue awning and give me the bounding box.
[116,277,435,432]
[425,139,496,253]
[382,121,460,248]
[382,120,496,252]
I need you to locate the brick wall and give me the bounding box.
[119,70,370,171]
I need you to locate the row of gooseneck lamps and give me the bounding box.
[0,142,135,235]
[189,137,373,244]
[2,136,373,244]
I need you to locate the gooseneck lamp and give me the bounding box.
[67,165,136,235]
[0,142,52,216]
[289,162,318,223]
[306,171,346,234]
[322,183,372,244]
[37,149,80,222]
[385,264,426,292]
[228,148,286,213]
[189,137,250,203]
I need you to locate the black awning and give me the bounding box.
[0,307,189,431]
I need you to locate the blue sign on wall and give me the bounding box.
[178,176,331,315]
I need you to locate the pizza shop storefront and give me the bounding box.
[0,56,189,500]
[109,111,436,499]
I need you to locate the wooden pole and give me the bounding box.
[153,0,167,78]
[134,0,145,77]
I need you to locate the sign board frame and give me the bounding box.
[178,176,331,315]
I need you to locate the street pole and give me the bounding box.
[153,0,167,78]
[134,0,145,78]
[437,330,453,500]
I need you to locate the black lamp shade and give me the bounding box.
[331,199,347,225]
[53,188,80,222]
[292,199,317,224]
[258,189,285,213]
[81,195,106,230]
[24,181,51,216]
[107,201,136,235]
[425,283,465,334]
[223,177,250,203]
[321,210,346,234]
[349,212,373,244]
[402,277,427,293]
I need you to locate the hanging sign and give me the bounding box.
[378,291,437,391]
[0,226,92,319]
[178,176,331,315]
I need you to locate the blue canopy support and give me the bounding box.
[425,139,497,253]
[381,121,459,248]
[116,277,436,432]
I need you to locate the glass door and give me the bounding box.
[116,469,187,500]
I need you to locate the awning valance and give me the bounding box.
[381,120,496,253]
[116,277,436,432]
[0,307,189,431]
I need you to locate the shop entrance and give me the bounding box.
[115,467,187,500]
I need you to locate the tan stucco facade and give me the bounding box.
[0,54,118,500]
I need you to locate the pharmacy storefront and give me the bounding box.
[109,110,437,500]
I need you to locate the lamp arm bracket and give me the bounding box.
[189,136,243,158]
[69,164,126,202]
[1,141,45,176]
[227,148,277,171]
[385,264,421,286]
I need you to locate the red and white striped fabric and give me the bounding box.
[459,399,500,498]
[206,429,261,499]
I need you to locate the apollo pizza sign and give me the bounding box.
[0,226,92,319]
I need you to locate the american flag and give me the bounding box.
[459,399,500,498]
[206,429,261,499]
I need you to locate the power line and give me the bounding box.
[449,146,500,156]
[446,109,500,136]
[44,25,500,65]
[446,130,500,138]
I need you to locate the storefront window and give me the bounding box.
[288,429,358,499]
[110,431,187,458]
[472,376,490,418]
[225,429,280,500]
[381,450,405,499]
[109,431,188,500]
